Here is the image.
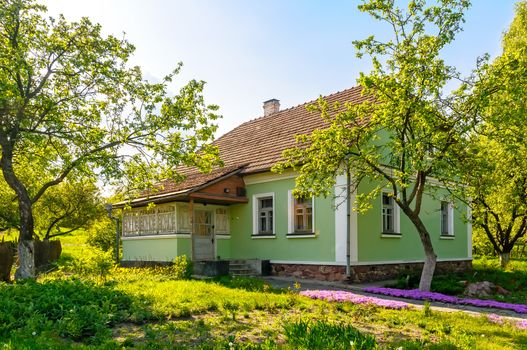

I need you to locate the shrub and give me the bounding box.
[86,219,116,252]
[60,248,114,282]
[0,279,140,344]
[171,255,192,280]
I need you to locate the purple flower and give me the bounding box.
[299,290,410,309]
[363,287,527,314]
[488,314,527,330]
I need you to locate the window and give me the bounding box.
[294,197,313,233]
[381,192,400,234]
[287,190,314,235]
[215,208,229,235]
[441,201,454,236]
[253,193,275,235]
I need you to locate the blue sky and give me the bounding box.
[42,0,517,137]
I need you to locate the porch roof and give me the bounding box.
[114,165,248,208]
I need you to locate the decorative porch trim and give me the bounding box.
[122,233,191,241]
[215,235,231,240]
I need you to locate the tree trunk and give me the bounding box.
[403,207,437,291]
[0,144,36,279]
[499,252,510,268]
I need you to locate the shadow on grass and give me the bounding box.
[0,277,156,348]
[208,275,287,294]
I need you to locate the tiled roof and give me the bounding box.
[214,86,368,174]
[143,164,246,197]
[137,86,369,199]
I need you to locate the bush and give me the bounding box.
[86,219,116,252]
[0,279,140,344]
[170,255,192,280]
[60,248,114,282]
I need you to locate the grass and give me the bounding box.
[0,233,526,348]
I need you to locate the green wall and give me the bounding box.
[229,176,336,262]
[356,180,469,262]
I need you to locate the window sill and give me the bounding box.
[251,234,276,239]
[440,235,455,240]
[215,234,231,239]
[381,233,402,238]
[287,233,316,239]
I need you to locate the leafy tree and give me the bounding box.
[458,1,527,267]
[274,0,471,291]
[0,0,220,278]
[0,177,104,240]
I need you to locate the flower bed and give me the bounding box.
[487,314,527,330]
[300,290,410,309]
[363,287,527,314]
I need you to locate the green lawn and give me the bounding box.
[0,235,526,349]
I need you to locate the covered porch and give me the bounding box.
[115,166,248,263]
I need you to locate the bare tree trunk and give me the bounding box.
[0,144,36,279]
[402,207,437,291]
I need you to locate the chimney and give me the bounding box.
[263,99,280,116]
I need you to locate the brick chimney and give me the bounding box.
[263,99,280,116]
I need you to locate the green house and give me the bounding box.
[116,87,472,282]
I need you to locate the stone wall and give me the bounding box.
[271,263,347,281]
[0,242,15,282]
[271,260,472,283]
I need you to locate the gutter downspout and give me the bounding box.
[346,166,351,277]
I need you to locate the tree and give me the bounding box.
[0,0,221,278]
[0,177,104,240]
[458,1,527,267]
[274,0,471,291]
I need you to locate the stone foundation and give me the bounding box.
[271,259,472,283]
[271,263,347,281]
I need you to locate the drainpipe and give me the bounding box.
[346,166,351,277]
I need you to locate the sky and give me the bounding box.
[41,0,518,137]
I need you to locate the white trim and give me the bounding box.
[122,234,190,241]
[270,260,346,266]
[381,234,402,238]
[252,192,275,236]
[467,202,473,258]
[287,190,294,234]
[334,175,347,263]
[440,236,455,240]
[286,234,316,239]
[449,202,455,236]
[243,170,297,185]
[269,257,472,266]
[251,235,276,239]
[349,257,473,266]
[350,185,358,263]
[381,190,400,234]
[215,235,231,240]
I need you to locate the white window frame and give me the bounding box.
[288,190,315,235]
[440,201,455,236]
[252,193,275,236]
[381,191,400,235]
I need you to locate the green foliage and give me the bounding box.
[86,218,116,252]
[60,247,114,282]
[283,320,378,350]
[0,0,221,277]
[273,0,472,291]
[171,254,192,280]
[457,1,527,265]
[0,278,138,345]
[213,275,278,293]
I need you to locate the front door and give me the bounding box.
[193,210,215,260]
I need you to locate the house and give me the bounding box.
[115,86,472,282]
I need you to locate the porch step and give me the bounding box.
[228,260,259,277]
